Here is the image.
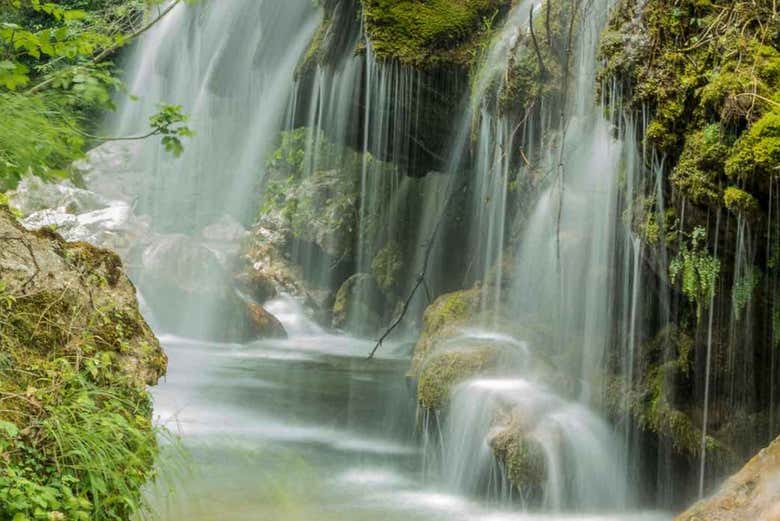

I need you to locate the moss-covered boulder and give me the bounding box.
[360,0,511,68]
[489,417,547,492]
[0,205,165,520]
[417,346,498,409]
[0,206,165,386]
[410,287,483,376]
[675,435,780,521]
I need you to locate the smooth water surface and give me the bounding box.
[142,311,671,521]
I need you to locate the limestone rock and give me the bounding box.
[0,205,165,387]
[676,436,780,521]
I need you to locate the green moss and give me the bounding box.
[725,109,780,185]
[417,347,497,409]
[670,125,729,206]
[371,241,403,293]
[490,426,546,490]
[601,0,780,202]
[361,0,510,67]
[609,326,729,461]
[723,186,759,217]
[409,287,482,377]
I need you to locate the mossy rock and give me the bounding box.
[0,206,165,387]
[489,416,547,491]
[360,0,511,68]
[416,346,498,409]
[0,205,166,520]
[409,287,483,376]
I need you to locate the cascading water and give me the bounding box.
[12,0,737,517]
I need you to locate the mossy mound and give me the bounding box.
[409,287,483,376]
[0,206,166,520]
[417,346,498,409]
[361,0,511,68]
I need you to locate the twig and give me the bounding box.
[367,179,468,359]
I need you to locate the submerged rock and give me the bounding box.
[676,435,780,521]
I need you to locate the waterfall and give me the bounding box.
[12,0,771,517]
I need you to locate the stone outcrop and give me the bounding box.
[0,205,166,386]
[676,436,780,521]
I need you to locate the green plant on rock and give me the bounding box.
[732,265,760,318]
[670,124,729,206]
[723,186,759,217]
[371,241,403,293]
[725,108,780,185]
[669,226,720,320]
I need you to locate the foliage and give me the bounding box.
[0,0,191,190]
[732,265,760,318]
[148,103,192,158]
[669,226,720,320]
[0,92,84,190]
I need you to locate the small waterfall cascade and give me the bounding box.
[104,0,321,339]
[420,0,637,511]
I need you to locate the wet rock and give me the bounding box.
[410,287,483,376]
[417,346,498,410]
[235,217,306,304]
[245,301,287,339]
[331,273,388,336]
[0,205,166,387]
[489,418,547,492]
[676,435,780,521]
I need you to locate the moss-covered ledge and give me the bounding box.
[360,0,512,68]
